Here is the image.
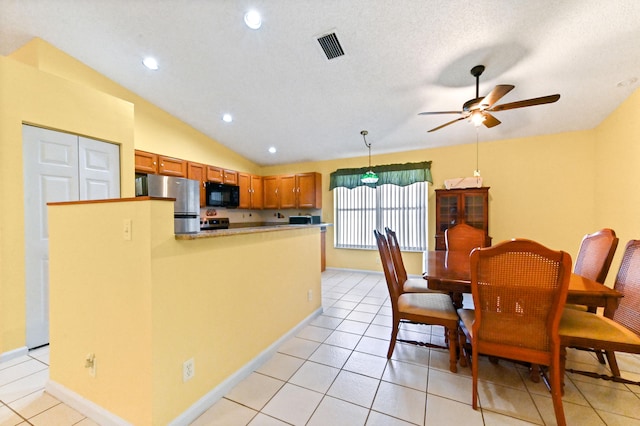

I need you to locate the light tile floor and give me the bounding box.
[1,269,639,425]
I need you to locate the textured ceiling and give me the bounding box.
[1,0,639,166]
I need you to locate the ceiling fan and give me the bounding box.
[419,65,560,132]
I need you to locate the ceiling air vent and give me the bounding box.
[317,32,344,60]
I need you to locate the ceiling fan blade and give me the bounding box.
[489,94,560,112]
[418,111,462,115]
[480,85,515,109]
[482,112,501,128]
[427,116,467,132]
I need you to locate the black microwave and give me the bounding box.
[205,182,240,208]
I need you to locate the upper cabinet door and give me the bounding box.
[250,175,264,209]
[263,176,279,209]
[135,150,158,174]
[278,175,297,209]
[223,170,238,185]
[187,161,206,207]
[158,155,187,177]
[206,166,224,183]
[237,173,251,209]
[296,172,322,209]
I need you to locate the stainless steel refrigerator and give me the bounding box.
[136,174,200,234]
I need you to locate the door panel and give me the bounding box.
[79,136,120,200]
[23,125,78,348]
[23,125,120,349]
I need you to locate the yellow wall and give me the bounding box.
[48,199,321,424]
[593,88,640,279]
[0,52,135,354]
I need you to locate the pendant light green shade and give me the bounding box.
[360,170,379,183]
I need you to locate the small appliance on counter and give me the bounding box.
[200,217,229,231]
[135,174,200,234]
[289,215,321,225]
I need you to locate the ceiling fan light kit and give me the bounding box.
[419,64,560,132]
[360,130,379,184]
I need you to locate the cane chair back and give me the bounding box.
[374,230,459,372]
[385,227,436,293]
[560,240,640,382]
[460,239,571,426]
[445,223,487,254]
[574,228,618,284]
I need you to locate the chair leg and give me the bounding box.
[605,350,621,376]
[447,326,457,373]
[559,346,566,396]
[550,361,567,426]
[387,316,400,359]
[471,344,479,410]
[458,327,469,368]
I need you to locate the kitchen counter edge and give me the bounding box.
[175,223,331,240]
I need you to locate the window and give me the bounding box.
[334,182,428,251]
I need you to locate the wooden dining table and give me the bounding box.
[423,250,623,318]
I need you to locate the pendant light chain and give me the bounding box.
[474,126,481,177]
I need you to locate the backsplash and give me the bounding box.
[200,207,322,225]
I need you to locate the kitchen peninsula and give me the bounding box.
[47,197,323,425]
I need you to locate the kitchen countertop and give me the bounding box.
[175,223,331,240]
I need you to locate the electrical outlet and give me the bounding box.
[307,289,313,301]
[183,358,195,382]
[85,353,96,377]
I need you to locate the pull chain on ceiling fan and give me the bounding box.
[419,65,560,132]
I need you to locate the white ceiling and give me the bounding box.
[2,0,639,166]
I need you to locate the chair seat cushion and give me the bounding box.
[559,308,640,347]
[398,293,458,320]
[457,308,475,337]
[403,277,442,293]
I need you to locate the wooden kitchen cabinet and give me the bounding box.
[158,155,187,177]
[206,166,238,185]
[187,161,207,207]
[206,166,224,183]
[434,187,490,250]
[263,172,322,209]
[278,175,297,209]
[296,172,322,209]
[263,176,279,209]
[238,173,263,209]
[222,169,238,185]
[135,150,158,174]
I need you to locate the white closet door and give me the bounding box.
[23,125,120,348]
[79,136,120,200]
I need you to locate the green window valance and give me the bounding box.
[329,161,432,190]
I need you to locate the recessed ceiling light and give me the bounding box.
[244,10,262,29]
[222,113,233,123]
[142,57,159,70]
[268,147,277,154]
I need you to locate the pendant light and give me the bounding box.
[360,130,379,184]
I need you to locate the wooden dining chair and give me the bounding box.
[374,230,459,372]
[444,223,487,253]
[574,228,619,285]
[457,239,571,426]
[385,227,440,293]
[560,239,640,384]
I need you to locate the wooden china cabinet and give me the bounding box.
[434,187,490,250]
